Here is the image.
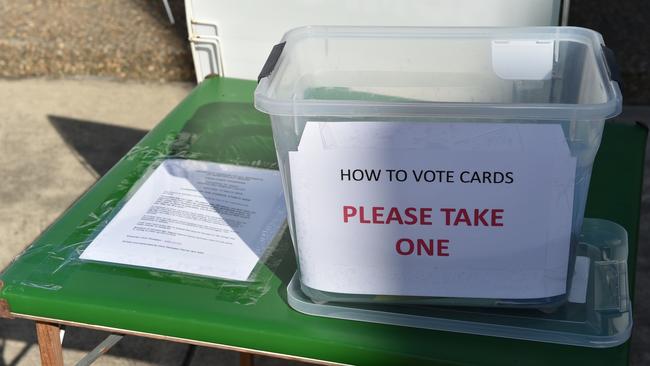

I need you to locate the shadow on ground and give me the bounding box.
[0,317,305,365]
[0,319,33,366]
[0,318,196,365]
[132,0,188,37]
[48,115,148,177]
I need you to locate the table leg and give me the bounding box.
[35,321,64,366]
[239,352,254,366]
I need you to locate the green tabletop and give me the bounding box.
[0,77,646,366]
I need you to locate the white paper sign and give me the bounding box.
[290,122,576,299]
[80,159,286,281]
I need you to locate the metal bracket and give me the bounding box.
[560,0,570,26]
[189,19,218,36]
[258,42,286,82]
[162,0,175,24]
[601,45,622,92]
[74,334,124,366]
[188,19,224,81]
[189,35,224,79]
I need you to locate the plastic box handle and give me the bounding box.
[258,42,286,82]
[602,45,623,92]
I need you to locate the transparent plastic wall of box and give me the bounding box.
[255,26,623,308]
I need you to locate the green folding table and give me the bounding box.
[0,77,646,366]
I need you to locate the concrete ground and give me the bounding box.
[0,78,648,365]
[0,0,192,82]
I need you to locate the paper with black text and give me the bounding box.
[80,159,286,281]
[290,121,576,298]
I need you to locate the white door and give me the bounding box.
[185,0,564,81]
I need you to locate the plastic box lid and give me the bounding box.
[287,218,632,348]
[255,26,622,121]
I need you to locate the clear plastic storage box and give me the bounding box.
[254,26,622,308]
